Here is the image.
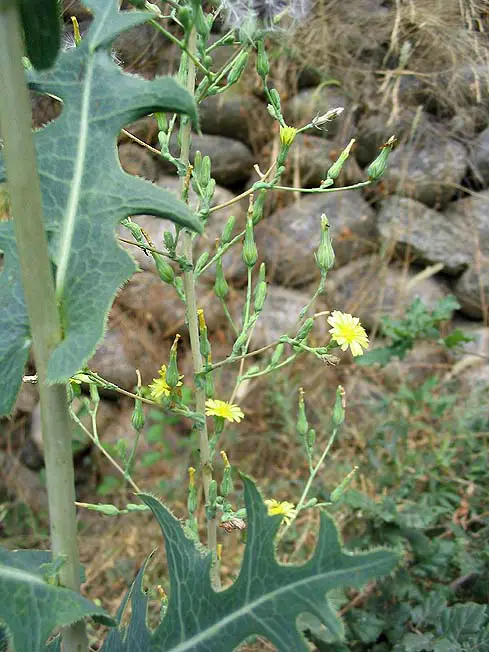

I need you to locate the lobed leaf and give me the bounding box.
[0,547,115,652]
[101,475,400,652]
[0,0,202,416]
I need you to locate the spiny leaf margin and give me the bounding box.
[0,547,115,652]
[101,475,401,652]
[0,0,201,415]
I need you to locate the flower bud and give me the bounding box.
[208,479,218,505]
[154,254,175,284]
[232,331,248,355]
[330,466,358,503]
[270,343,284,367]
[279,125,298,147]
[367,135,397,181]
[307,428,316,451]
[187,467,198,514]
[296,317,314,342]
[163,231,174,251]
[332,385,346,427]
[195,251,210,275]
[326,138,355,181]
[221,215,236,244]
[256,39,269,78]
[254,281,267,313]
[314,214,335,273]
[177,5,193,32]
[227,51,249,86]
[297,388,308,438]
[131,397,145,432]
[242,216,258,268]
[165,335,181,389]
[252,189,266,225]
[269,88,281,113]
[214,257,229,299]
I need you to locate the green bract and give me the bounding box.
[0,0,202,416]
[100,476,399,652]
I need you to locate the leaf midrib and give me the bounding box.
[161,555,392,651]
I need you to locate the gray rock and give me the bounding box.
[251,284,329,350]
[119,115,159,146]
[326,256,450,331]
[377,196,470,276]
[447,320,489,390]
[118,176,247,284]
[199,92,273,149]
[113,21,169,78]
[283,87,349,139]
[355,108,435,168]
[119,143,160,181]
[12,381,39,416]
[30,398,118,457]
[255,191,377,287]
[116,271,225,336]
[382,138,468,208]
[0,451,48,513]
[470,127,489,187]
[158,133,254,187]
[89,326,164,390]
[454,265,489,321]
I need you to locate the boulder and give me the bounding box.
[255,191,377,287]
[158,133,255,187]
[251,284,330,350]
[454,265,489,321]
[119,115,159,146]
[113,21,169,78]
[29,398,119,458]
[0,451,48,513]
[283,87,350,139]
[469,127,489,188]
[118,142,160,181]
[326,256,451,331]
[446,320,489,390]
[198,92,273,149]
[355,108,435,168]
[116,271,226,336]
[381,137,468,208]
[62,0,92,22]
[89,324,166,390]
[377,196,470,276]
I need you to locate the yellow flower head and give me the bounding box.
[205,399,244,423]
[279,125,298,147]
[265,499,297,524]
[327,310,369,357]
[148,364,183,400]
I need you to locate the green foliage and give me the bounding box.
[357,296,470,367]
[0,547,114,652]
[0,0,202,416]
[19,0,61,70]
[101,476,400,651]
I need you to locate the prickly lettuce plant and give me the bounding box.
[0,0,401,650]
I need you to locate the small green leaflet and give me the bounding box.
[0,0,202,416]
[0,547,115,652]
[101,475,400,652]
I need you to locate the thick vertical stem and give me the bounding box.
[180,30,220,587]
[0,4,87,650]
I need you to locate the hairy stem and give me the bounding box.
[0,4,87,651]
[179,29,220,588]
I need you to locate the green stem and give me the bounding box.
[0,4,87,651]
[179,29,220,589]
[277,425,340,543]
[271,180,372,193]
[150,19,212,78]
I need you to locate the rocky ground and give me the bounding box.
[1,2,489,644]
